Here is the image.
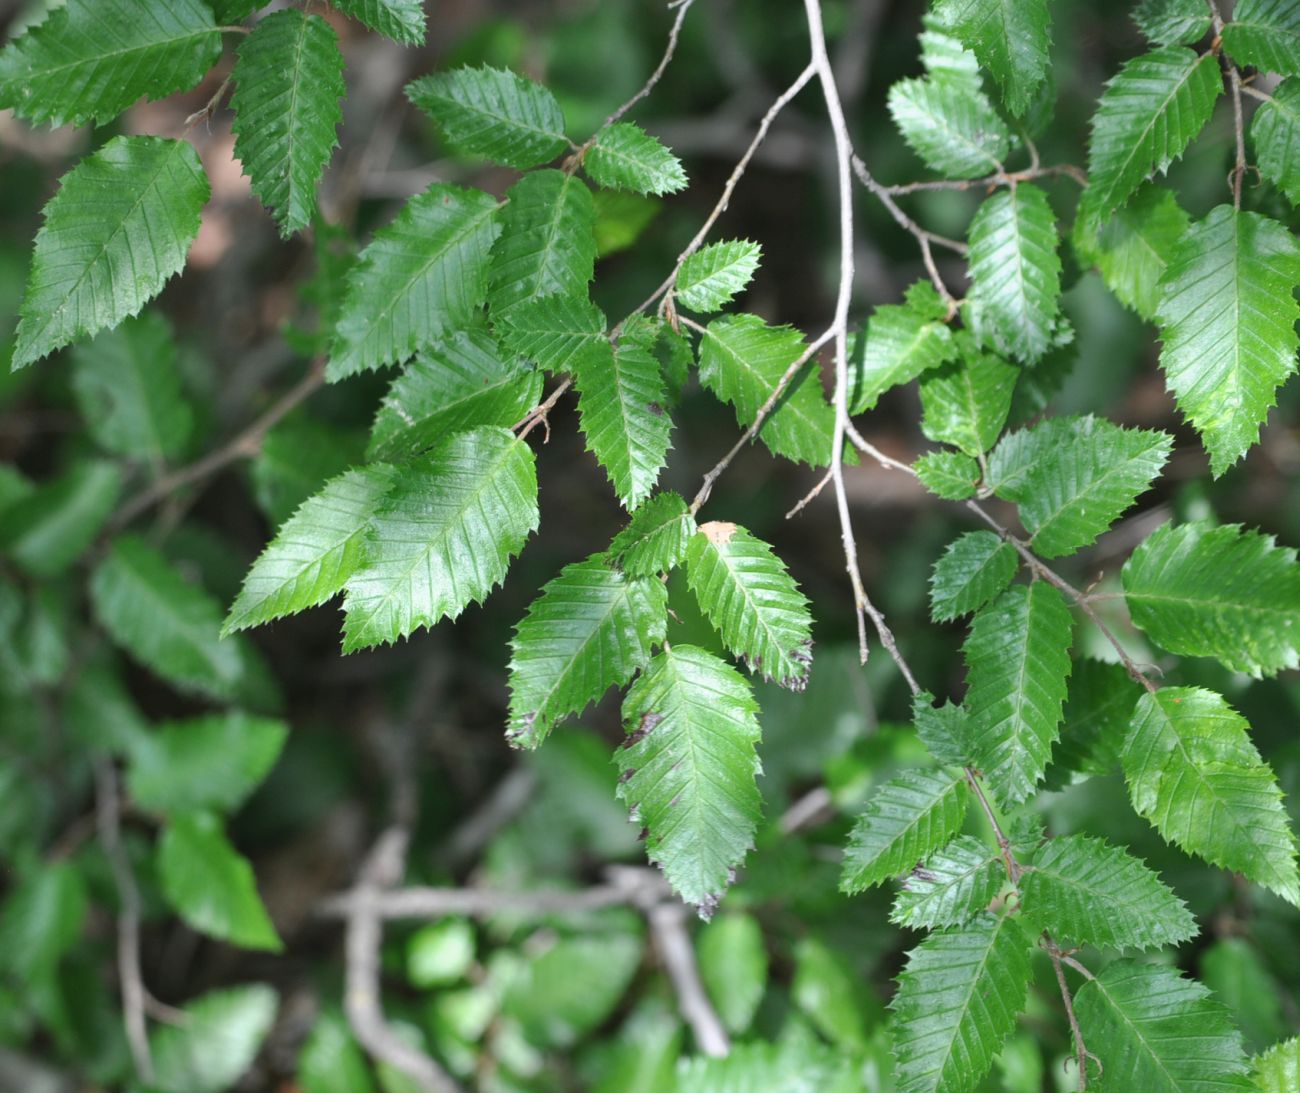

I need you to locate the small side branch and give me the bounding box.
[648,901,730,1057]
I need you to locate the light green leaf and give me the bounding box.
[966,184,1061,364]
[1122,521,1300,677]
[1084,47,1221,217]
[887,75,1011,179]
[584,122,686,195]
[919,339,1017,457]
[1133,0,1213,45]
[914,692,976,767]
[698,314,835,467]
[70,311,192,461]
[675,1039,852,1092]
[608,491,694,577]
[1252,1037,1300,1093]
[488,169,596,319]
[231,9,345,237]
[341,427,538,651]
[367,329,543,461]
[328,183,501,380]
[1251,79,1300,207]
[159,812,281,951]
[986,414,1072,497]
[330,0,425,44]
[0,0,221,128]
[841,770,968,893]
[407,65,568,169]
[406,919,475,988]
[127,712,288,815]
[0,459,121,578]
[698,913,768,1036]
[507,556,667,748]
[890,835,1003,930]
[1155,206,1300,475]
[1124,687,1300,906]
[0,862,87,979]
[13,136,209,369]
[675,240,762,314]
[151,985,279,1093]
[792,936,876,1051]
[616,645,762,914]
[891,913,1033,1093]
[915,450,981,500]
[931,0,1052,115]
[495,294,608,374]
[964,582,1073,804]
[299,1013,377,1093]
[849,281,956,414]
[1074,961,1252,1092]
[1202,938,1286,1053]
[929,530,1018,623]
[1223,0,1300,77]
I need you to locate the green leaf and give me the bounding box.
[230,10,345,237]
[0,459,121,578]
[1223,0,1300,77]
[1123,687,1300,905]
[406,919,475,988]
[608,491,694,577]
[251,414,365,528]
[1048,659,1141,783]
[675,240,762,314]
[676,1039,852,1091]
[1133,0,1213,45]
[0,862,87,979]
[698,314,836,467]
[915,450,980,500]
[1073,184,1191,321]
[159,812,281,951]
[1084,47,1222,218]
[328,183,501,380]
[13,136,209,369]
[127,712,288,815]
[0,0,221,128]
[407,66,568,169]
[341,427,538,651]
[890,835,1003,930]
[986,414,1072,498]
[919,339,1017,458]
[150,985,279,1093]
[507,556,667,748]
[1019,833,1196,950]
[931,0,1052,115]
[367,329,543,461]
[1202,939,1287,1053]
[966,184,1061,364]
[330,0,425,45]
[1122,521,1300,677]
[299,1013,377,1093]
[929,530,1018,623]
[792,936,877,1051]
[887,75,1011,178]
[495,294,608,374]
[1073,961,1251,1092]
[849,281,956,413]
[70,311,192,461]
[1251,79,1300,207]
[584,123,686,195]
[573,335,672,508]
[913,692,976,767]
[616,646,762,914]
[698,913,769,1036]
[1253,1037,1300,1093]
[1155,206,1300,475]
[963,582,1073,804]
[488,170,596,319]
[841,770,968,893]
[890,912,1033,1093]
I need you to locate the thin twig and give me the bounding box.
[1046,938,1095,1091]
[648,901,731,1057]
[514,377,573,441]
[785,465,834,518]
[184,74,233,131]
[881,162,1087,195]
[1240,84,1273,103]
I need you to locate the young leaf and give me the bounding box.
[150,985,279,1093]
[407,66,568,169]
[1084,47,1221,217]
[159,812,282,951]
[608,491,695,577]
[13,136,209,369]
[698,314,835,466]
[330,0,425,45]
[231,9,346,237]
[964,582,1072,804]
[495,294,608,374]
[986,414,1075,498]
[1073,961,1251,1092]
[931,0,1052,115]
[367,329,543,461]
[1019,833,1196,950]
[0,0,221,128]
[328,183,501,380]
[914,692,976,767]
[0,460,121,579]
[1133,0,1213,45]
[686,521,813,689]
[506,557,668,748]
[584,123,687,195]
[915,450,980,500]
[1251,78,1300,206]
[488,170,596,319]
[966,184,1061,364]
[1122,521,1300,677]
[890,835,1003,930]
[918,340,1017,458]
[616,645,762,916]
[890,913,1033,1093]
[341,427,538,651]
[573,335,672,509]
[1253,1037,1300,1093]
[887,76,1011,179]
[930,530,1018,623]
[675,240,762,313]
[841,770,968,893]
[1124,687,1300,906]
[1222,0,1300,77]
[1154,206,1300,475]
[298,1014,377,1093]
[849,281,956,414]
